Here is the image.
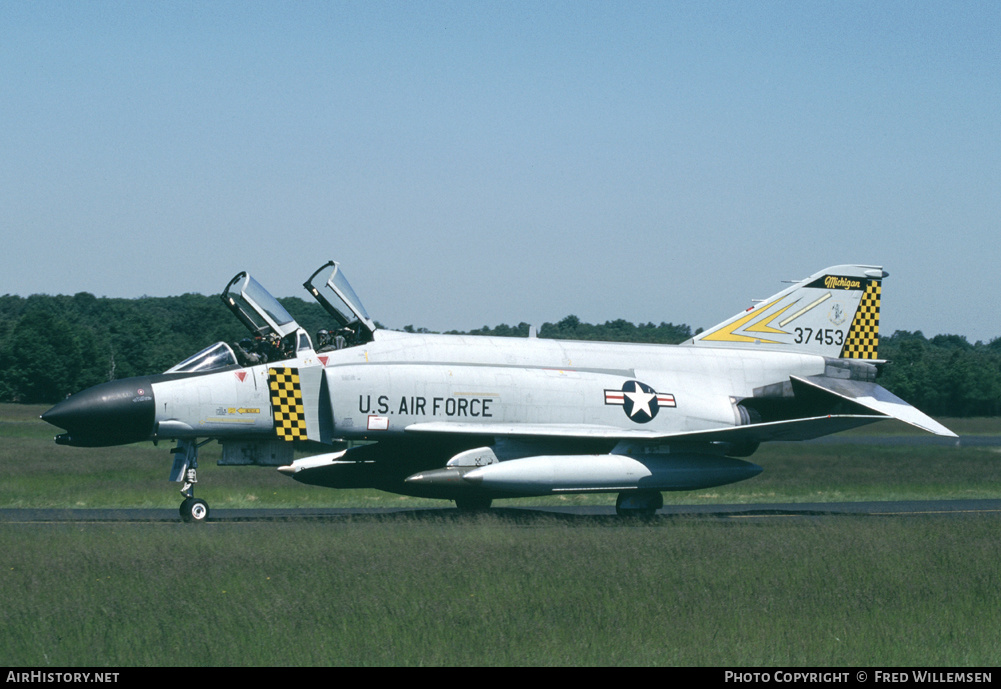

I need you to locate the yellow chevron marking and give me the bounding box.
[700,300,782,344]
[745,303,795,335]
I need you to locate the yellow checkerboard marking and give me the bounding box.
[268,367,307,441]
[840,280,881,359]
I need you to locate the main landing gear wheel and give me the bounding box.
[180,497,210,523]
[615,491,663,518]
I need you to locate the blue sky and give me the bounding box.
[2,1,998,341]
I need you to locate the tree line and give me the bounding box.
[1,293,999,416]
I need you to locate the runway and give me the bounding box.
[3,499,1000,523]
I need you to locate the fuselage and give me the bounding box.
[154,329,826,443]
[43,329,829,448]
[322,330,825,438]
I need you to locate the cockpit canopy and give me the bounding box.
[165,261,378,373]
[222,273,300,340]
[303,261,376,344]
[218,271,317,366]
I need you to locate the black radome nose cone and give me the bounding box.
[42,378,155,447]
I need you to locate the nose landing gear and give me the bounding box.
[171,439,214,523]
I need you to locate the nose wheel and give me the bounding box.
[180,497,210,522]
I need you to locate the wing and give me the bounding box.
[404,415,884,443]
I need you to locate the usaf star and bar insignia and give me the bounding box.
[604,380,675,424]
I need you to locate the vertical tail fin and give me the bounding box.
[687,265,887,359]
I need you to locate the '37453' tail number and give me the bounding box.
[794,327,844,346]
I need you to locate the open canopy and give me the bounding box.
[303,260,376,342]
[222,272,301,340]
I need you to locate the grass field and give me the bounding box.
[4,514,1000,666]
[2,404,1000,666]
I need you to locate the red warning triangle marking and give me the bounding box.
[235,371,247,382]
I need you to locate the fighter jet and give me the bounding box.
[41,261,956,520]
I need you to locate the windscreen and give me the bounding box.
[165,342,238,374]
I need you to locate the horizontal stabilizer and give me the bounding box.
[790,376,957,437]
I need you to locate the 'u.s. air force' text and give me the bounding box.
[359,395,494,417]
